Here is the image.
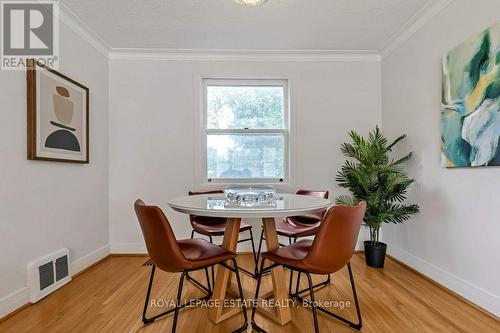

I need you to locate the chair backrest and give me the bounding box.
[134,199,188,272]
[304,202,366,274]
[188,190,224,196]
[296,189,329,221]
[296,189,329,199]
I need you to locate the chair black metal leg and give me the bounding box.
[171,271,187,333]
[305,272,320,333]
[292,264,362,331]
[293,276,331,296]
[286,236,297,294]
[208,235,215,288]
[205,267,212,295]
[348,262,363,330]
[186,270,211,294]
[235,229,259,278]
[255,229,265,275]
[230,258,248,333]
[142,265,157,324]
[295,271,302,295]
[248,229,258,276]
[251,259,267,333]
[210,266,215,290]
[142,266,211,328]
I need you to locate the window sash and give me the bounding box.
[203,78,289,183]
[206,129,286,134]
[205,131,288,183]
[205,78,287,88]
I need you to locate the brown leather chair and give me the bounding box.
[256,190,329,253]
[189,190,258,277]
[276,190,330,240]
[251,202,366,333]
[255,190,330,287]
[134,200,248,333]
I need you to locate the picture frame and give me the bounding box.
[27,59,89,163]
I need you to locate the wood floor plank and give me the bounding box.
[0,254,498,333]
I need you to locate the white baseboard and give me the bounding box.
[110,239,261,254]
[0,244,111,321]
[110,240,264,254]
[111,225,372,254]
[388,245,500,317]
[111,225,371,254]
[0,287,29,319]
[71,244,110,275]
[110,242,147,254]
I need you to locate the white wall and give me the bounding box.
[382,0,500,317]
[108,59,381,253]
[0,23,109,317]
[2,0,498,321]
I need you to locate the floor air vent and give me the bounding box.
[27,249,71,302]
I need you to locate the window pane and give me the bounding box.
[207,134,284,179]
[207,85,284,129]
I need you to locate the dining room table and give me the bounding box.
[168,191,331,326]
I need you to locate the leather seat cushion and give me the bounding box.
[275,217,321,237]
[262,239,312,268]
[178,239,236,269]
[262,239,330,274]
[191,216,252,236]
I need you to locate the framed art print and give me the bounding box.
[441,21,500,167]
[27,59,89,163]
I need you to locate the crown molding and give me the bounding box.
[380,0,453,59]
[53,0,452,63]
[56,1,111,57]
[108,48,381,62]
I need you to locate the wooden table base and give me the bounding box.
[208,217,292,326]
[208,218,241,324]
[259,217,292,325]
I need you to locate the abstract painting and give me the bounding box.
[441,21,500,167]
[27,60,89,163]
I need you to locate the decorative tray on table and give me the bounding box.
[224,186,277,208]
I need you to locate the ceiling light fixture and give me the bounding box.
[235,0,268,6]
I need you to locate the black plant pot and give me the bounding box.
[364,241,387,268]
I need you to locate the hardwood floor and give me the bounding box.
[0,254,498,333]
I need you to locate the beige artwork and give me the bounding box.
[37,69,86,159]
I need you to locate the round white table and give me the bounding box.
[168,193,331,326]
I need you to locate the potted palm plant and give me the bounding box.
[335,127,420,268]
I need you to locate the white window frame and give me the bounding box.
[202,78,289,184]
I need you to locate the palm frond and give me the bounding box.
[387,134,407,151]
[382,204,420,224]
[335,195,360,206]
[390,152,413,166]
[336,127,419,242]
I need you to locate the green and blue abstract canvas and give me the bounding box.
[441,21,500,167]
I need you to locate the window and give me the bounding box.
[203,79,289,183]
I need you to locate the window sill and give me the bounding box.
[199,182,291,187]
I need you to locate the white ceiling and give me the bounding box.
[61,0,432,51]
